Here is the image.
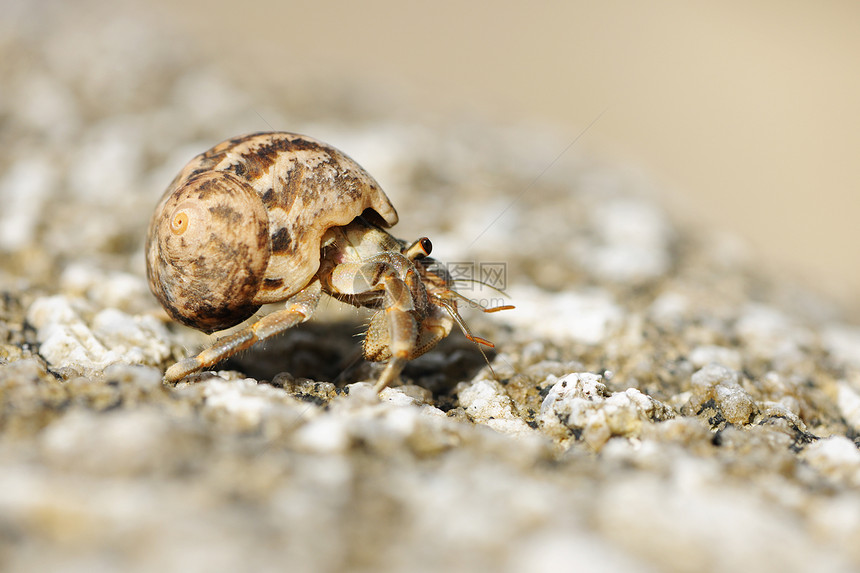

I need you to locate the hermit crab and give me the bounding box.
[146,132,508,391]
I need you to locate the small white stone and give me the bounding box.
[343,382,380,406]
[520,341,546,365]
[503,286,623,345]
[735,303,809,363]
[714,384,756,425]
[689,364,756,425]
[837,383,860,433]
[41,408,171,473]
[578,198,673,284]
[378,384,432,406]
[458,379,534,437]
[380,405,421,437]
[202,378,301,433]
[203,379,270,427]
[540,373,673,449]
[28,295,115,373]
[822,325,860,369]
[27,294,172,375]
[92,308,171,364]
[691,363,739,389]
[60,264,153,313]
[689,345,742,370]
[292,414,350,454]
[540,373,606,417]
[102,363,163,390]
[648,291,690,326]
[0,156,56,250]
[802,436,860,487]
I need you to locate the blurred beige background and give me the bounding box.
[152,0,859,308]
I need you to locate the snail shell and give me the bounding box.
[146,132,399,333]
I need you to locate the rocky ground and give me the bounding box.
[3,3,860,572]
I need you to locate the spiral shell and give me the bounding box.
[146,132,399,333]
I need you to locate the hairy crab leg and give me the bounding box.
[326,259,424,392]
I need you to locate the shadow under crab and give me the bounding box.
[222,319,494,394]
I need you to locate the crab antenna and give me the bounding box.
[445,288,515,314]
[435,297,499,379]
[482,304,515,313]
[445,276,511,298]
[436,297,494,347]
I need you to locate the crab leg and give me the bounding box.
[326,259,421,391]
[164,281,322,382]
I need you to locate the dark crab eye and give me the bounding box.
[420,237,432,256]
[406,237,432,260]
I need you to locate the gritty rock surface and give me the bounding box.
[540,372,675,449]
[1,2,860,572]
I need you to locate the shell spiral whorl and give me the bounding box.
[146,170,270,333]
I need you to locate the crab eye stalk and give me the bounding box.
[406,237,432,259]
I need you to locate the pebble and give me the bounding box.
[578,197,673,284]
[687,364,757,426]
[801,436,860,487]
[689,344,742,370]
[458,378,536,437]
[822,325,860,369]
[540,372,674,449]
[837,382,860,433]
[26,295,171,376]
